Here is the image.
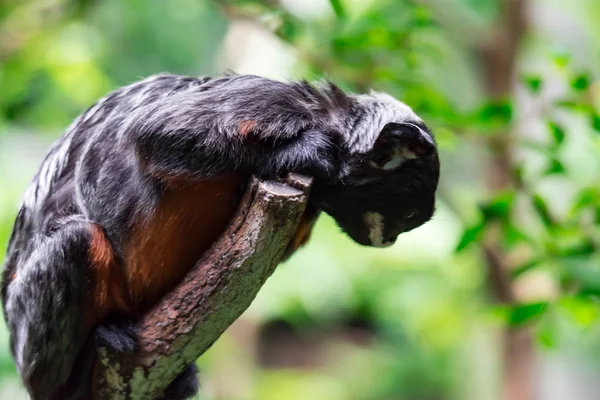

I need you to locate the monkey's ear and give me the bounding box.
[368,122,435,170]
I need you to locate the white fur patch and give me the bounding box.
[385,155,407,170]
[363,212,395,248]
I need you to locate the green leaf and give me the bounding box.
[532,194,554,227]
[571,73,591,91]
[329,0,345,18]
[522,75,543,94]
[555,99,579,110]
[578,287,600,297]
[551,48,571,68]
[555,99,594,113]
[511,259,542,279]
[471,99,513,133]
[412,6,433,27]
[561,259,600,295]
[487,305,514,326]
[590,113,600,132]
[455,221,485,252]
[550,225,595,258]
[271,15,303,42]
[477,100,513,124]
[509,302,548,326]
[481,191,515,221]
[502,222,533,248]
[544,158,566,175]
[570,186,600,215]
[547,121,565,147]
[558,241,595,257]
[559,296,600,328]
[536,320,558,349]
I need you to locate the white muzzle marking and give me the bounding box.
[363,212,394,248]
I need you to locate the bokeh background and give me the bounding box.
[2,0,600,399]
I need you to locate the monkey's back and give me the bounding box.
[1,74,246,325]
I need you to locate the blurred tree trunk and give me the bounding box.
[477,1,533,400]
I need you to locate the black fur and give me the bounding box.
[158,364,200,400]
[93,315,138,353]
[1,73,439,399]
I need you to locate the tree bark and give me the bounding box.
[92,173,313,399]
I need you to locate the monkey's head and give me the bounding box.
[313,91,440,248]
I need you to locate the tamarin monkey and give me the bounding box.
[1,74,440,399]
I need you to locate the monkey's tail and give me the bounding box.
[3,219,93,400]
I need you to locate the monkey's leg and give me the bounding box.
[3,219,93,400]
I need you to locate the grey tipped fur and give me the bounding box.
[1,73,438,400]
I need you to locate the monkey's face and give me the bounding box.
[315,121,440,248]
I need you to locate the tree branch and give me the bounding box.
[92,173,313,399]
[476,1,534,400]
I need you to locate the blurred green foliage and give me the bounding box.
[3,0,600,399]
